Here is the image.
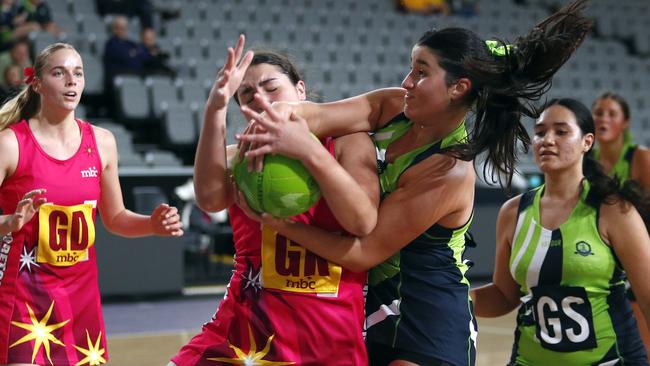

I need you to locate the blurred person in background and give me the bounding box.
[592,91,650,360]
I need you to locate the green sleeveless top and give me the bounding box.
[592,142,637,182]
[508,181,644,365]
[365,114,478,366]
[368,114,471,286]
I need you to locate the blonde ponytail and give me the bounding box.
[0,86,40,130]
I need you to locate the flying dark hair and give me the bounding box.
[232,49,303,105]
[545,98,650,227]
[417,0,593,189]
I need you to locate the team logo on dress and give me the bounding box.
[574,241,593,256]
[80,166,98,178]
[84,144,94,157]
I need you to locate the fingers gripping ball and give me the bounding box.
[233,155,321,218]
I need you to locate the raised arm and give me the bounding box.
[296,87,406,137]
[194,35,253,212]
[241,157,473,272]
[601,201,650,332]
[326,132,380,235]
[471,196,523,317]
[241,87,406,141]
[95,127,182,237]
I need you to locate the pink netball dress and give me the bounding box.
[172,138,368,366]
[0,119,106,365]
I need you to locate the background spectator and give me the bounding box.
[140,27,175,77]
[96,0,179,28]
[0,0,39,50]
[103,15,147,79]
[18,0,63,37]
[0,39,31,76]
[0,63,20,101]
[103,15,148,116]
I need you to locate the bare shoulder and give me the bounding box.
[499,194,523,222]
[0,128,18,160]
[630,146,650,188]
[426,155,475,187]
[90,125,117,169]
[0,128,19,158]
[0,128,19,178]
[399,156,475,207]
[600,199,636,221]
[599,198,645,247]
[377,88,407,123]
[634,145,650,164]
[0,127,18,148]
[91,125,117,148]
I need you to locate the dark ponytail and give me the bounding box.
[417,0,593,189]
[547,98,650,227]
[583,153,650,228]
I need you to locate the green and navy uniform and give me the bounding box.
[365,113,477,366]
[592,142,638,183]
[508,181,647,365]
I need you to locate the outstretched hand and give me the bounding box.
[6,189,47,233]
[150,203,184,237]
[205,34,254,111]
[237,94,318,172]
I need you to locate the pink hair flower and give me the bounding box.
[23,67,35,85]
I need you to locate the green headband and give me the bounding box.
[485,40,512,57]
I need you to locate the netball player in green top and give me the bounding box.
[473,98,650,365]
[592,92,650,360]
[236,1,592,364]
[591,92,650,187]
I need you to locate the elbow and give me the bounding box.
[195,193,228,213]
[101,217,125,237]
[344,214,377,237]
[196,200,224,213]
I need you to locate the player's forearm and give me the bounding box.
[194,106,232,212]
[102,210,153,238]
[271,219,372,273]
[471,283,520,317]
[303,148,377,236]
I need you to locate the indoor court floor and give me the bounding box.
[103,294,516,365]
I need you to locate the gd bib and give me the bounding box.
[37,203,95,266]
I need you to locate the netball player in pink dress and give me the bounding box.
[169,36,379,365]
[0,43,183,365]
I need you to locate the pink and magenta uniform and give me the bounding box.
[172,138,368,366]
[0,120,106,365]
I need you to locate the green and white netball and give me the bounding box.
[233,154,321,218]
